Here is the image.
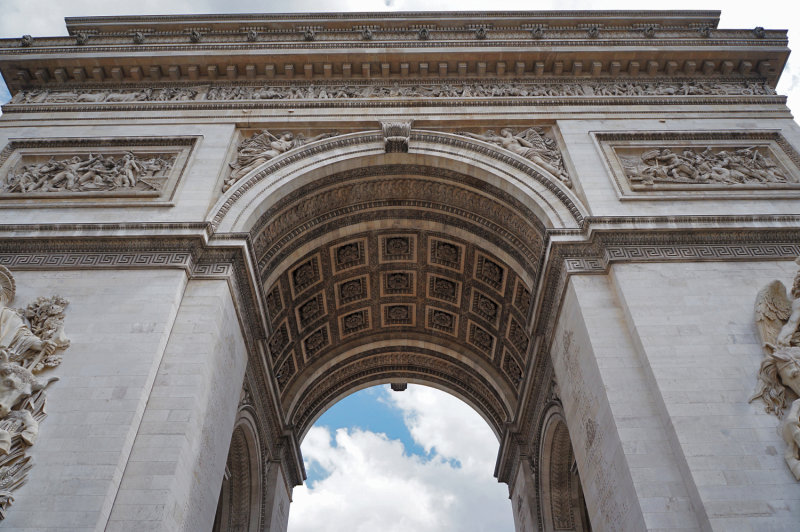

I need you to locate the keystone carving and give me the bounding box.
[2,152,175,194]
[0,267,69,518]
[619,146,791,186]
[381,121,412,153]
[751,258,800,479]
[459,127,571,187]
[224,130,339,191]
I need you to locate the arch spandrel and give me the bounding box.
[211,130,587,234]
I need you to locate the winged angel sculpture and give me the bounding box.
[751,258,800,479]
[223,130,338,191]
[458,127,572,187]
[0,266,69,518]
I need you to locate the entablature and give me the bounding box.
[0,11,788,95]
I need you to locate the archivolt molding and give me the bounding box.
[538,406,589,532]
[215,408,263,532]
[211,129,585,234]
[287,345,510,440]
[251,171,547,279]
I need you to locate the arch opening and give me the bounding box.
[288,384,514,531]
[215,137,589,531]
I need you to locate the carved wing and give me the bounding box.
[518,128,548,151]
[754,280,792,352]
[243,131,274,150]
[0,452,32,491]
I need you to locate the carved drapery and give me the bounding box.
[0,267,69,519]
[751,258,800,480]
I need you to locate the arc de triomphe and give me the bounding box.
[0,10,799,531]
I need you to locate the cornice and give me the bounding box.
[0,11,787,93]
[63,11,724,26]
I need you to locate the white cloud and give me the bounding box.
[387,384,499,473]
[289,386,513,532]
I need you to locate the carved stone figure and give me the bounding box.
[7,81,776,107]
[751,258,800,479]
[459,127,572,186]
[620,145,790,186]
[224,130,338,191]
[3,152,174,194]
[0,266,69,517]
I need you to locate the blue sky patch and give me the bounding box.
[305,385,430,484]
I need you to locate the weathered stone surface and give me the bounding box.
[0,9,798,532]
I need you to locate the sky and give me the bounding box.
[0,1,798,529]
[289,385,513,532]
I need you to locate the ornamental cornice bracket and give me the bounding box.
[381,120,413,153]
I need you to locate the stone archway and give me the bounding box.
[212,128,588,530]
[539,406,591,532]
[214,409,263,532]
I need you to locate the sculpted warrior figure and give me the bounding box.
[224,130,338,191]
[3,152,173,195]
[458,127,572,186]
[751,258,800,479]
[621,145,788,186]
[0,267,68,516]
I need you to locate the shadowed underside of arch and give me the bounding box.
[219,131,584,461]
[290,344,511,440]
[246,160,554,445]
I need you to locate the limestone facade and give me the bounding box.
[0,10,798,531]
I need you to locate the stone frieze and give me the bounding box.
[6,80,775,106]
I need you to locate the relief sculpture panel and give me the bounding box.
[0,137,196,205]
[596,131,800,199]
[6,80,775,107]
